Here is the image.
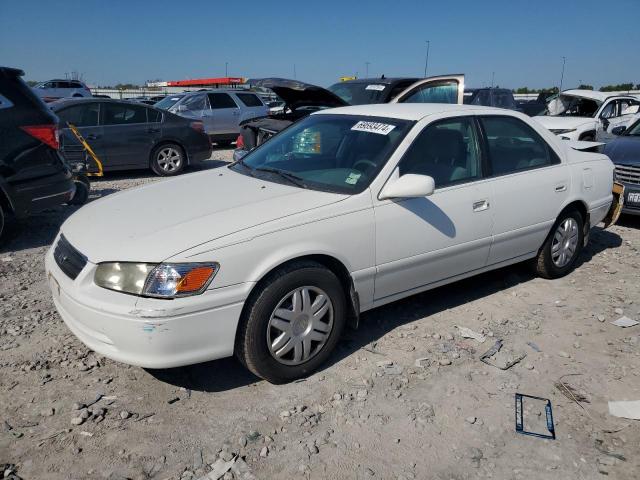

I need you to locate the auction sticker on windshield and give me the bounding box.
[351,121,396,135]
[365,84,386,91]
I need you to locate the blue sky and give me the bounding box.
[1,0,639,89]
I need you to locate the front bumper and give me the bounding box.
[45,243,252,369]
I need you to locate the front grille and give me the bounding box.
[53,235,87,280]
[615,164,640,185]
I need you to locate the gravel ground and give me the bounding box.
[1,148,639,479]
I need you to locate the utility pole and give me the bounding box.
[225,62,228,77]
[365,62,371,77]
[559,56,566,93]
[293,64,297,79]
[423,40,430,77]
[491,71,495,88]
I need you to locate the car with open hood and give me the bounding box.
[534,89,640,142]
[234,75,465,160]
[46,103,620,383]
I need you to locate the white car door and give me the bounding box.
[390,74,465,105]
[478,115,570,265]
[373,114,493,303]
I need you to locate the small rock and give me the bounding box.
[238,436,247,447]
[71,416,85,426]
[259,446,268,458]
[558,351,571,358]
[466,416,477,424]
[438,358,452,366]
[40,407,55,417]
[119,410,131,420]
[614,308,624,315]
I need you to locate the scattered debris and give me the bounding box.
[526,341,542,352]
[480,340,526,370]
[608,400,640,420]
[515,393,555,440]
[455,325,486,343]
[611,316,639,328]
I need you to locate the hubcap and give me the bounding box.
[157,147,182,172]
[267,286,334,366]
[551,217,579,268]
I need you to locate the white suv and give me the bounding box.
[534,90,640,142]
[32,79,92,102]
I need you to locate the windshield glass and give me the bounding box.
[328,83,388,105]
[626,119,640,136]
[545,94,601,117]
[231,114,413,194]
[154,95,184,110]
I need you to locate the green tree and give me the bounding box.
[600,83,634,92]
[577,84,593,90]
[25,80,39,87]
[114,83,140,90]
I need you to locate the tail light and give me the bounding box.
[21,125,60,150]
[236,134,244,149]
[190,121,204,133]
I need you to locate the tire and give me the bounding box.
[534,209,584,279]
[580,133,595,141]
[235,261,347,384]
[240,127,257,150]
[151,143,185,176]
[216,140,233,147]
[68,176,90,206]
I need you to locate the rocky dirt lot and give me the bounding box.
[1,149,639,479]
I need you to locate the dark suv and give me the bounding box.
[0,67,75,241]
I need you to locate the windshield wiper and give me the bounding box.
[254,167,307,188]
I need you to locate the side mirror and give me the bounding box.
[611,126,626,136]
[379,174,435,200]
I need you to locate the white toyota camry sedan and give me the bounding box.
[46,103,617,383]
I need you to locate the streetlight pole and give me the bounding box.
[559,56,566,93]
[491,71,495,88]
[225,62,228,77]
[293,64,296,79]
[423,40,430,77]
[365,62,370,78]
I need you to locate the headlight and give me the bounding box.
[550,128,576,135]
[94,262,219,298]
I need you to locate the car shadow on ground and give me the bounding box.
[147,226,623,393]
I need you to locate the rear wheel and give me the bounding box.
[580,133,595,141]
[68,175,90,206]
[534,210,584,279]
[236,262,347,383]
[151,143,185,176]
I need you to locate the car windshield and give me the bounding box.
[544,94,601,118]
[231,114,413,194]
[154,95,184,110]
[328,82,388,105]
[625,119,640,136]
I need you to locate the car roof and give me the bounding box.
[560,89,636,102]
[313,103,508,121]
[50,97,162,110]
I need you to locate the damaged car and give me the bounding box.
[234,75,465,160]
[534,89,640,142]
[46,103,620,383]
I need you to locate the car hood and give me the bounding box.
[533,116,594,130]
[603,136,640,165]
[60,168,347,263]
[250,78,348,110]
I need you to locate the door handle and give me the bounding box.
[473,200,490,212]
[147,128,160,133]
[555,184,567,192]
[86,134,99,140]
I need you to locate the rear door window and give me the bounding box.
[235,93,263,107]
[147,108,162,123]
[208,93,238,109]
[103,103,148,125]
[57,103,100,127]
[481,116,559,175]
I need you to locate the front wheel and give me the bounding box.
[0,204,5,244]
[534,210,584,279]
[151,144,185,176]
[236,262,347,383]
